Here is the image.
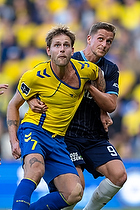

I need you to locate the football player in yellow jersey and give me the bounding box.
[17,58,99,136]
[7,25,105,210]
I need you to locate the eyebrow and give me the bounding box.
[97,34,113,40]
[54,40,70,44]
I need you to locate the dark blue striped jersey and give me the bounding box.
[65,51,119,139]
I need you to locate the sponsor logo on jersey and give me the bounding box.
[21,82,30,95]
[113,83,118,88]
[70,152,84,162]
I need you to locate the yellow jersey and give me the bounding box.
[18,58,99,136]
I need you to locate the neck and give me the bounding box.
[83,47,100,63]
[51,61,72,79]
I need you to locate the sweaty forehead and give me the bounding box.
[52,34,71,43]
[96,29,114,39]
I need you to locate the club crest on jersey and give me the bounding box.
[21,82,30,95]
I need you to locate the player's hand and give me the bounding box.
[84,80,98,91]
[10,140,21,159]
[84,81,91,90]
[100,110,113,132]
[0,84,8,95]
[28,98,48,113]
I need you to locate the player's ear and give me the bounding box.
[71,47,74,56]
[87,35,91,44]
[46,46,51,56]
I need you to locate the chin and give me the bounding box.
[98,52,105,57]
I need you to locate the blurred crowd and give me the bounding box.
[1,0,140,160]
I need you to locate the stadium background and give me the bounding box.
[1,0,140,209]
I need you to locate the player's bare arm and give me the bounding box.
[85,68,115,129]
[95,68,106,92]
[85,69,117,113]
[86,84,117,113]
[85,68,117,113]
[7,90,25,159]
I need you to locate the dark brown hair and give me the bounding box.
[89,22,116,37]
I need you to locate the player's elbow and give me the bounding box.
[107,103,117,113]
[105,94,117,113]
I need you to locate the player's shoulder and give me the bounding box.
[71,58,98,78]
[71,58,97,68]
[72,51,83,61]
[101,57,118,69]
[33,60,50,70]
[22,61,50,77]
